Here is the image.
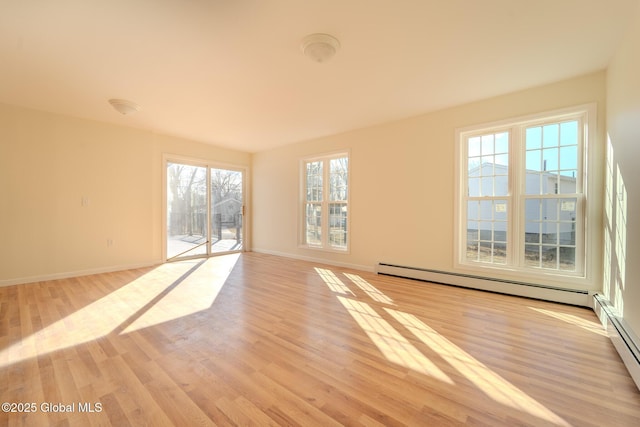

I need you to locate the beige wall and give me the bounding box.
[0,104,250,285]
[0,71,611,293]
[252,71,607,290]
[605,3,640,339]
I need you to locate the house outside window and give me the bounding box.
[455,105,595,279]
[301,152,349,252]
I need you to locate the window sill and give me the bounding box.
[299,244,350,255]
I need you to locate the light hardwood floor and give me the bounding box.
[1,252,639,426]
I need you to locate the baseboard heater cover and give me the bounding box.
[593,294,640,390]
[376,263,590,307]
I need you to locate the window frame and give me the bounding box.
[299,151,350,253]
[454,104,596,284]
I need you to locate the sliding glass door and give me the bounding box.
[166,160,244,260]
[210,168,243,254]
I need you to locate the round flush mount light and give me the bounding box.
[301,33,340,63]
[108,98,140,115]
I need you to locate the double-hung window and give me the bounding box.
[301,152,349,251]
[456,105,594,277]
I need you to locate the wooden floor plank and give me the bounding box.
[1,252,639,426]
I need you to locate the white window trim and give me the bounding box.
[454,104,597,287]
[299,150,350,253]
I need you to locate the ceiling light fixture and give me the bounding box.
[301,33,340,63]
[108,98,140,115]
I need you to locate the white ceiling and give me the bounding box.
[1,0,638,152]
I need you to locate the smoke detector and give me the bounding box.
[301,33,340,63]
[108,98,140,115]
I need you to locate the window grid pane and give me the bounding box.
[305,203,322,246]
[467,132,509,198]
[524,197,577,271]
[330,157,348,201]
[466,199,507,265]
[329,203,347,248]
[525,120,579,196]
[306,161,323,201]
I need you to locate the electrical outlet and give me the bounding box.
[107,239,113,247]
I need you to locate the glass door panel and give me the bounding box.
[166,162,208,259]
[211,168,243,254]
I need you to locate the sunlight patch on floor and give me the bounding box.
[0,254,238,368]
[343,273,394,305]
[528,307,607,337]
[336,296,453,383]
[386,308,571,426]
[121,254,239,334]
[314,268,355,296]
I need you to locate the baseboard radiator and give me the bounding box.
[376,263,590,307]
[593,294,640,389]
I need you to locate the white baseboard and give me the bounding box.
[250,248,374,272]
[0,260,163,287]
[593,295,640,390]
[376,263,591,306]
